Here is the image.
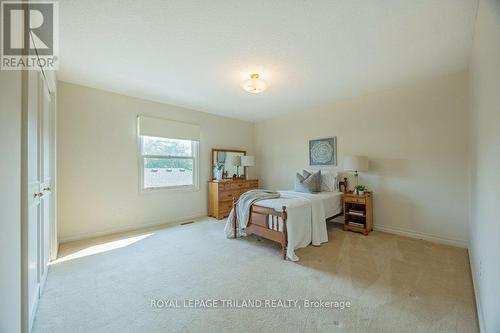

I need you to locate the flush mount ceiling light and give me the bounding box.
[241,73,268,94]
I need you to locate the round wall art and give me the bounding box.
[309,137,337,166]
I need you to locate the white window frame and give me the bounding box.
[138,136,199,192]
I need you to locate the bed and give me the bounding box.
[229,177,348,261]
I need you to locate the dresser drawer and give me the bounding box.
[248,181,258,188]
[238,189,249,197]
[218,201,233,213]
[219,189,238,201]
[232,182,246,190]
[239,183,258,195]
[344,196,366,204]
[208,180,259,220]
[218,182,232,191]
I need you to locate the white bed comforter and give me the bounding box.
[249,191,329,261]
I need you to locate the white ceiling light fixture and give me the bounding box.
[241,73,268,94]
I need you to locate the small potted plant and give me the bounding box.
[353,185,367,195]
[214,162,224,181]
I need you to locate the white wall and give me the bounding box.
[0,71,22,333]
[57,82,255,242]
[255,72,469,246]
[468,0,500,332]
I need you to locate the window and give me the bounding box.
[140,136,199,190]
[137,115,200,191]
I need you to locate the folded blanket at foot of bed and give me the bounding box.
[224,189,280,238]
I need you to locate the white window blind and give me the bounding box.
[138,116,200,141]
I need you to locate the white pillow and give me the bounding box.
[295,171,321,193]
[320,171,338,192]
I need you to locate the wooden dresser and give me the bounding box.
[208,179,259,220]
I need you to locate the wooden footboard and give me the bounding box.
[232,200,288,260]
[231,177,347,260]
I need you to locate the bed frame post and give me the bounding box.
[281,206,288,260]
[232,198,237,238]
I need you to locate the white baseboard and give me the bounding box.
[373,224,469,248]
[58,214,206,243]
[331,219,468,248]
[468,247,486,333]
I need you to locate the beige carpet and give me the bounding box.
[33,218,478,333]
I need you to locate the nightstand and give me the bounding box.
[343,192,373,235]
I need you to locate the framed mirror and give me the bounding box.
[211,148,246,180]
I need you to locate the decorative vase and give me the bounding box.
[358,190,364,195]
[216,169,223,181]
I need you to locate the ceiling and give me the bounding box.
[58,0,478,122]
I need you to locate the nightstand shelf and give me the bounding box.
[347,212,366,217]
[343,192,373,235]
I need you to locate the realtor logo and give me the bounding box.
[1,1,58,70]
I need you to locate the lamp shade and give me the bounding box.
[344,156,369,172]
[230,155,241,166]
[241,156,255,167]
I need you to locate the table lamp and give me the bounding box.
[343,155,369,189]
[241,156,255,180]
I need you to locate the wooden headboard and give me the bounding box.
[339,177,348,193]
